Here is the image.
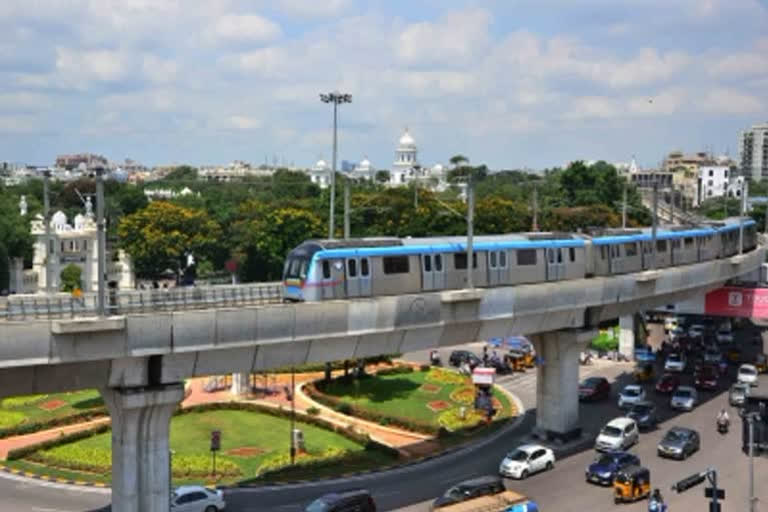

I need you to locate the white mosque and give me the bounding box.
[308,128,448,191]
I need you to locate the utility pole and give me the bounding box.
[290,365,296,465]
[95,168,106,317]
[42,170,52,294]
[532,182,539,232]
[622,181,627,229]
[320,92,352,239]
[739,180,746,255]
[343,177,350,239]
[669,184,675,224]
[749,414,756,512]
[466,174,475,289]
[651,181,659,270]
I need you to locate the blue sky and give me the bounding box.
[0,0,766,170]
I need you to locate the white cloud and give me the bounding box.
[0,92,52,111]
[0,114,41,133]
[228,115,261,130]
[55,47,130,83]
[274,0,351,18]
[205,14,282,45]
[627,89,686,115]
[222,47,290,77]
[698,88,763,114]
[142,55,178,84]
[396,9,492,67]
[564,96,621,120]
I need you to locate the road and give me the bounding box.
[2,327,766,511]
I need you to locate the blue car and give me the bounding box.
[585,451,640,486]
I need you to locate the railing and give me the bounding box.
[0,283,284,321]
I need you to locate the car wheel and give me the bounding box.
[521,469,529,479]
[546,461,554,471]
[204,507,218,512]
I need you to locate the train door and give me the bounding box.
[433,253,445,289]
[488,251,502,285]
[609,244,622,273]
[546,247,564,281]
[422,253,435,291]
[346,258,360,297]
[321,259,345,300]
[358,257,371,296]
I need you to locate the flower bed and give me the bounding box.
[425,368,469,385]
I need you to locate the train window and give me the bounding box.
[322,260,331,279]
[435,254,443,272]
[300,261,308,279]
[383,256,410,274]
[361,258,369,277]
[600,246,607,260]
[490,251,497,268]
[423,254,432,272]
[348,259,357,278]
[499,251,507,267]
[671,239,680,249]
[454,253,478,270]
[569,247,575,262]
[517,249,536,266]
[557,248,563,263]
[684,237,694,248]
[548,249,554,264]
[625,243,637,257]
[473,253,477,268]
[657,240,667,252]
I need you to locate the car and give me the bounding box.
[617,385,646,409]
[688,324,706,338]
[585,451,640,486]
[595,417,639,452]
[738,364,759,386]
[670,385,698,411]
[433,476,505,508]
[579,377,611,402]
[449,350,481,369]
[664,353,686,373]
[170,486,226,512]
[729,382,750,406]
[626,401,658,429]
[655,373,680,393]
[306,490,376,512]
[704,349,722,365]
[657,427,700,460]
[716,329,734,344]
[694,365,718,391]
[498,444,555,479]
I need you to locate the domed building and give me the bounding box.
[350,156,374,181]
[309,158,330,189]
[390,128,420,185]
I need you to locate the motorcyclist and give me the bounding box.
[649,488,665,512]
[717,409,730,425]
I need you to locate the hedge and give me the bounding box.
[0,409,108,440]
[7,423,110,461]
[268,354,401,374]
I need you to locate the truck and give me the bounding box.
[435,490,539,512]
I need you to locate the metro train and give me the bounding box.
[282,217,758,302]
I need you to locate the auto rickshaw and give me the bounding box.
[634,363,655,383]
[505,351,527,372]
[755,353,767,374]
[613,465,651,504]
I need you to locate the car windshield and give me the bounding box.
[601,426,621,437]
[741,367,757,376]
[623,388,640,397]
[675,389,692,398]
[507,450,529,462]
[664,431,682,442]
[668,355,681,362]
[306,499,331,512]
[445,487,465,499]
[582,378,599,388]
[594,454,615,465]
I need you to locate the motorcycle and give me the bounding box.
[429,351,442,367]
[717,417,730,434]
[649,500,667,512]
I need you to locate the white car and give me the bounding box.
[595,417,639,452]
[499,444,555,479]
[617,385,646,409]
[664,353,686,373]
[688,324,706,338]
[716,329,734,344]
[171,486,226,512]
[670,385,698,411]
[738,364,759,386]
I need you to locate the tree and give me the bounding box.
[448,164,488,184]
[475,197,531,234]
[375,170,391,184]
[559,161,623,207]
[542,205,620,231]
[233,201,324,281]
[117,201,221,278]
[449,154,469,167]
[696,197,742,220]
[164,165,198,181]
[60,264,82,292]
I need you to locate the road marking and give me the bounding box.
[32,507,78,512]
[0,471,110,495]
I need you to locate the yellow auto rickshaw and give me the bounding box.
[505,351,527,372]
[755,353,767,374]
[634,363,655,383]
[613,465,651,504]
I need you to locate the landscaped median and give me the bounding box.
[3,402,399,486]
[0,390,107,439]
[303,365,516,438]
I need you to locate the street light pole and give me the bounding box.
[739,180,746,255]
[466,174,475,289]
[42,170,52,294]
[343,177,350,239]
[532,182,539,232]
[651,181,659,270]
[320,91,352,240]
[622,181,627,229]
[290,365,296,465]
[95,168,106,316]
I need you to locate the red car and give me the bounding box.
[655,373,680,393]
[579,377,611,401]
[694,365,718,391]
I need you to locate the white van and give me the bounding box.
[595,417,639,452]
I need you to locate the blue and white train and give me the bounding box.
[282,217,758,302]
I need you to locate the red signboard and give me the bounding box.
[705,287,768,319]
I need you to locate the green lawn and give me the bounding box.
[20,409,386,484]
[319,369,513,427]
[0,390,103,430]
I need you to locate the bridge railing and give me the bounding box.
[0,283,284,321]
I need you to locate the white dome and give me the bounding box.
[399,129,415,147]
[359,157,371,168]
[315,159,328,170]
[52,211,67,226]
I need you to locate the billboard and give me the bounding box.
[704,287,768,318]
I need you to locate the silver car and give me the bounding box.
[171,486,226,512]
[729,383,750,406]
[670,386,698,411]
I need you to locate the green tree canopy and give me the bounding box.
[117,201,221,278]
[164,165,198,181]
[60,264,82,292]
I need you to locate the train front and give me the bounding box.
[282,241,322,302]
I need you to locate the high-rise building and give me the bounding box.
[740,122,768,181]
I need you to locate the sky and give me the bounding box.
[0,0,766,170]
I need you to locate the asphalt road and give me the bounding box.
[2,325,766,512]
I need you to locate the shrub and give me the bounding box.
[268,354,401,374]
[374,365,413,376]
[335,402,353,415]
[0,410,26,429]
[257,446,348,476]
[437,407,486,432]
[419,364,431,372]
[590,328,619,352]
[7,424,110,461]
[1,394,48,408]
[306,406,320,416]
[0,409,108,439]
[425,368,467,385]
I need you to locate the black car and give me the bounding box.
[306,490,376,512]
[657,427,700,460]
[626,401,658,429]
[433,475,505,508]
[579,377,611,402]
[449,350,481,368]
[585,451,640,486]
